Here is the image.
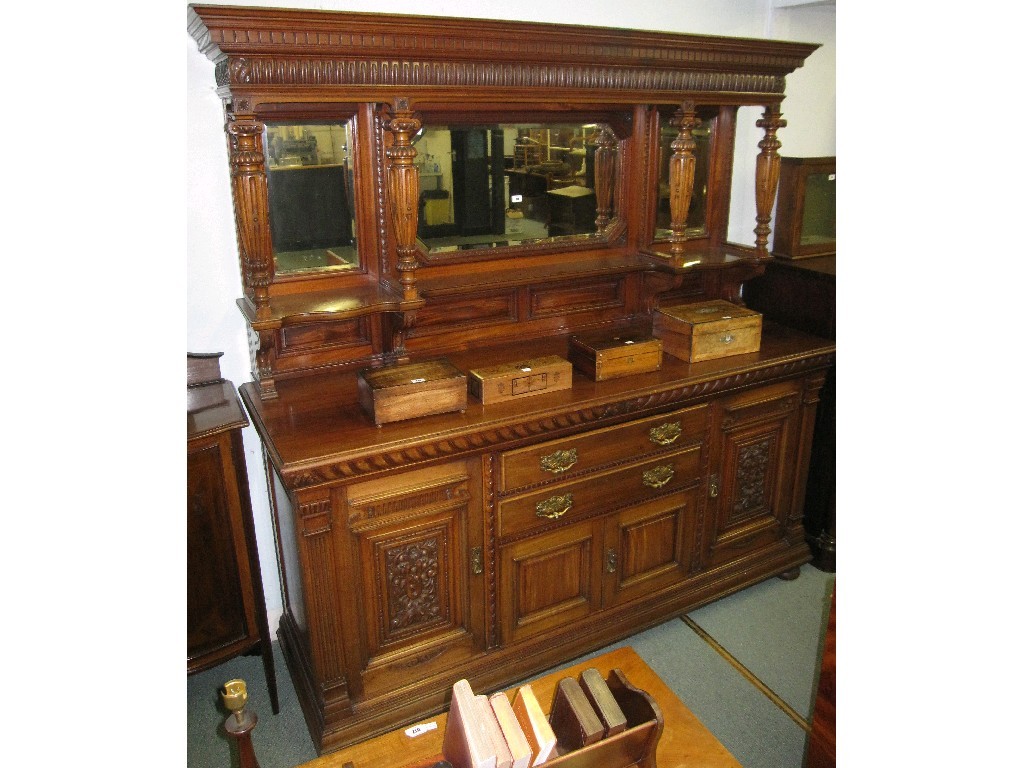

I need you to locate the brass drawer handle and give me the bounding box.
[642,465,675,489]
[540,448,578,474]
[648,421,681,446]
[721,333,734,344]
[536,493,574,520]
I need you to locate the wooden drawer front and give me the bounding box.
[498,445,702,539]
[527,276,625,319]
[500,404,708,492]
[410,289,518,336]
[499,521,604,646]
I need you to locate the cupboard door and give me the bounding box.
[345,462,485,692]
[602,488,699,608]
[499,520,604,646]
[706,383,801,567]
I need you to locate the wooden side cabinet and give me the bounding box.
[744,257,836,572]
[187,353,279,714]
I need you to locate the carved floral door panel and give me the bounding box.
[344,461,486,694]
[705,382,802,568]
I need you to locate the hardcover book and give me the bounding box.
[476,694,513,768]
[443,680,498,768]
[511,684,557,765]
[578,668,628,737]
[548,678,604,751]
[489,692,533,768]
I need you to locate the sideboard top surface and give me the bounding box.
[240,322,834,490]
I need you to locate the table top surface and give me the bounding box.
[295,645,740,768]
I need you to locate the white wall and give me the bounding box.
[186,0,836,630]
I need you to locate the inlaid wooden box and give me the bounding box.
[567,332,663,381]
[358,359,467,426]
[468,355,572,404]
[653,300,762,363]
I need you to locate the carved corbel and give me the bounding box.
[754,105,787,260]
[384,99,422,302]
[667,103,701,256]
[249,327,278,400]
[225,116,274,316]
[385,309,417,365]
[592,126,617,232]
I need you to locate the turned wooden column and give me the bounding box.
[667,103,701,257]
[754,105,786,260]
[384,99,422,303]
[225,114,274,317]
[593,125,617,233]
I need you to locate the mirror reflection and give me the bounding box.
[414,123,617,253]
[264,122,360,275]
[654,119,711,239]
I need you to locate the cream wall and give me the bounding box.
[186,0,836,630]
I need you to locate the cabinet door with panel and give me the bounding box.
[705,381,804,569]
[602,487,701,608]
[498,518,606,647]
[342,461,488,697]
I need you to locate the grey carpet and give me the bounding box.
[187,564,835,768]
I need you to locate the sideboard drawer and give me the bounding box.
[498,445,702,538]
[499,403,708,492]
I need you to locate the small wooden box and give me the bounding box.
[358,359,467,426]
[468,355,572,404]
[653,300,762,363]
[567,332,663,381]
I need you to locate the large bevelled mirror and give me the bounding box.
[264,121,360,275]
[413,122,619,254]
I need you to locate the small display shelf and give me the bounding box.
[772,156,835,260]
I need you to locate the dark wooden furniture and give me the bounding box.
[771,157,836,260]
[187,353,279,714]
[291,646,739,768]
[744,255,836,571]
[805,587,836,768]
[187,6,832,754]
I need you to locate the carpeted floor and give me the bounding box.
[187,564,835,768]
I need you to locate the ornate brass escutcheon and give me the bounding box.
[470,546,483,575]
[535,493,574,520]
[709,473,720,498]
[642,465,675,489]
[648,421,682,446]
[605,548,618,573]
[540,448,578,474]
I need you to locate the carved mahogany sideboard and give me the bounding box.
[187,5,833,754]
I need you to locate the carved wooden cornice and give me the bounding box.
[188,5,818,99]
[272,349,835,490]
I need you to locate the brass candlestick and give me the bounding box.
[221,679,261,768]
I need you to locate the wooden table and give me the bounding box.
[296,646,740,768]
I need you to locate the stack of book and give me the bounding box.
[441,668,629,768]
